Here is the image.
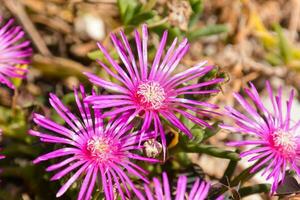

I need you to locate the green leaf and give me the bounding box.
[189,13,201,28]
[274,24,292,64]
[0,107,31,142]
[188,0,204,28]
[124,5,138,25]
[188,24,228,41]
[180,112,196,130]
[202,122,220,141]
[142,0,157,11]
[265,52,282,66]
[189,0,203,13]
[87,50,104,61]
[184,144,240,160]
[239,184,270,197]
[130,11,155,25]
[117,0,139,24]
[190,127,205,143]
[2,143,38,157]
[170,27,183,39]
[87,50,119,62]
[178,122,220,146]
[220,156,239,184]
[62,92,76,105]
[231,160,263,186]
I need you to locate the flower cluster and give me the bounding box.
[2,17,298,199]
[29,24,221,199]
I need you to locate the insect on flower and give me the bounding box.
[0,17,32,89]
[29,86,158,200]
[84,24,223,157]
[221,81,300,193]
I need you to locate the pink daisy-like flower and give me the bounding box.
[143,172,212,200]
[84,24,222,155]
[29,86,157,200]
[221,81,300,193]
[0,17,32,89]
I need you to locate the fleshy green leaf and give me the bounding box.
[189,0,204,13]
[130,11,155,25]
[87,50,119,62]
[188,24,228,41]
[239,184,270,197]
[87,50,104,61]
[183,144,240,160]
[275,24,292,64]
[117,0,139,24]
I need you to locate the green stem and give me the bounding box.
[211,160,264,198]
[220,157,239,184]
[184,144,240,161]
[230,161,262,186]
[239,184,271,197]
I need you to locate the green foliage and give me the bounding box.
[189,0,204,13]
[184,144,240,161]
[87,49,119,62]
[117,0,154,25]
[275,24,292,64]
[188,24,228,41]
[251,15,300,70]
[239,184,271,198]
[176,121,240,161]
[179,122,220,145]
[0,107,31,142]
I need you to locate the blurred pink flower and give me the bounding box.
[0,17,32,89]
[221,81,300,193]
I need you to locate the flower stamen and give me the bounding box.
[273,130,297,155]
[137,81,166,110]
[87,136,115,162]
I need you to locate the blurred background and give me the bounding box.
[0,0,299,199]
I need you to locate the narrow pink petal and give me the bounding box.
[56,162,89,197]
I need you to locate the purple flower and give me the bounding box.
[84,24,222,155]
[29,86,157,200]
[143,172,211,200]
[0,17,32,89]
[221,81,300,193]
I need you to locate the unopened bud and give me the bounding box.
[144,139,162,158]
